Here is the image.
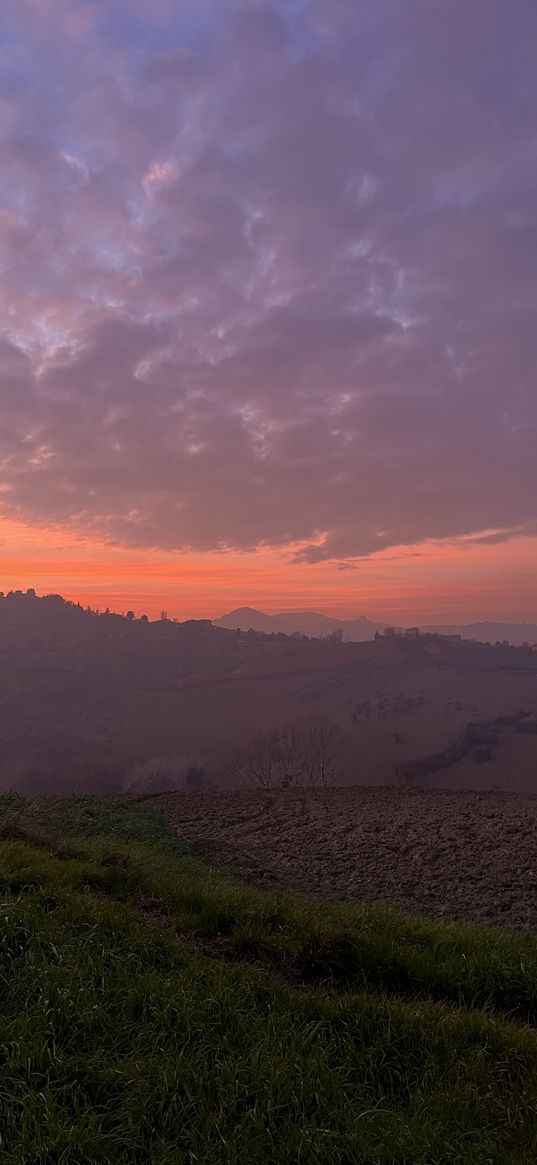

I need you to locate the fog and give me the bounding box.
[1,589,536,798]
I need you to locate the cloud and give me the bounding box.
[142,159,176,199]
[0,0,536,560]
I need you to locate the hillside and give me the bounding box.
[1,794,537,1162]
[215,606,537,647]
[2,590,537,794]
[214,606,387,639]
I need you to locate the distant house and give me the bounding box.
[531,644,537,653]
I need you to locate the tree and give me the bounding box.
[126,610,135,621]
[303,716,349,788]
[230,729,286,789]
[230,718,350,790]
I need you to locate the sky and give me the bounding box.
[0,0,536,623]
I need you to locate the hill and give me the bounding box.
[424,620,537,646]
[2,589,537,795]
[215,606,537,646]
[214,606,387,639]
[1,793,537,1163]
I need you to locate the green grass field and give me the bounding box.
[0,794,537,1163]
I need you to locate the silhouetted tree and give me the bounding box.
[301,716,349,788]
[231,729,284,789]
[230,719,350,790]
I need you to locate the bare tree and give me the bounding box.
[230,729,286,789]
[302,716,349,788]
[230,718,350,790]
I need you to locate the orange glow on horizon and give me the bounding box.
[0,516,536,625]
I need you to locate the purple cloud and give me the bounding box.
[0,0,536,560]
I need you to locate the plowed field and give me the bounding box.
[156,787,537,930]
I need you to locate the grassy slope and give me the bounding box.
[0,797,536,1163]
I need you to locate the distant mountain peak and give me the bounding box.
[224,606,265,616]
[213,607,386,640]
[214,607,537,646]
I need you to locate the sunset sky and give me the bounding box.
[1,1,536,623]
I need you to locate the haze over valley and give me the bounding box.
[3,589,537,799]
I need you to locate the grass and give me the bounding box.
[0,795,536,1161]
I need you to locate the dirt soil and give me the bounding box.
[155,787,537,931]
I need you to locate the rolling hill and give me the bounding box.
[214,606,537,646]
[2,590,537,795]
[214,607,388,639]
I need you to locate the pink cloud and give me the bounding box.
[0,1,535,564]
[142,159,176,198]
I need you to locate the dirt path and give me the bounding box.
[155,787,537,930]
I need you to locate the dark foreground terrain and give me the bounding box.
[156,787,537,930]
[2,794,537,1162]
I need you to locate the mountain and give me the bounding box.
[213,608,388,640]
[214,608,537,646]
[213,607,277,633]
[423,622,537,647]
